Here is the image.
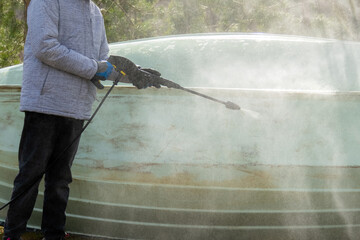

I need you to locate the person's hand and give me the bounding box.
[91,61,120,89]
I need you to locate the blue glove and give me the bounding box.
[91,61,120,89]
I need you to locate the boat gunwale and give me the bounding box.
[2,84,360,96]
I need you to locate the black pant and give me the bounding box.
[4,112,84,240]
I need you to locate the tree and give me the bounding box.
[23,0,31,40]
[0,0,359,68]
[0,0,24,67]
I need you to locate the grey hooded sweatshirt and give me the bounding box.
[20,0,109,120]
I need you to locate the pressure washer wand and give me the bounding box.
[108,55,241,110]
[155,75,241,110]
[180,87,240,110]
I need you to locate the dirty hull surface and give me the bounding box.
[0,86,360,239]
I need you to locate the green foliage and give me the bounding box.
[0,0,360,68]
[0,0,24,68]
[94,0,160,41]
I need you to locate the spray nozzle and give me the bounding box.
[225,101,241,110]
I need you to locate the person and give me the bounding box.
[2,0,153,239]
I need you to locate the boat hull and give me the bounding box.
[1,34,360,239]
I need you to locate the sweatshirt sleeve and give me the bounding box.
[27,0,98,80]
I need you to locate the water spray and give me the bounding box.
[0,57,244,211]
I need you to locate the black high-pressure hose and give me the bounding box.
[0,79,119,211]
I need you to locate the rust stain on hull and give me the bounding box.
[70,162,360,191]
[0,86,21,92]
